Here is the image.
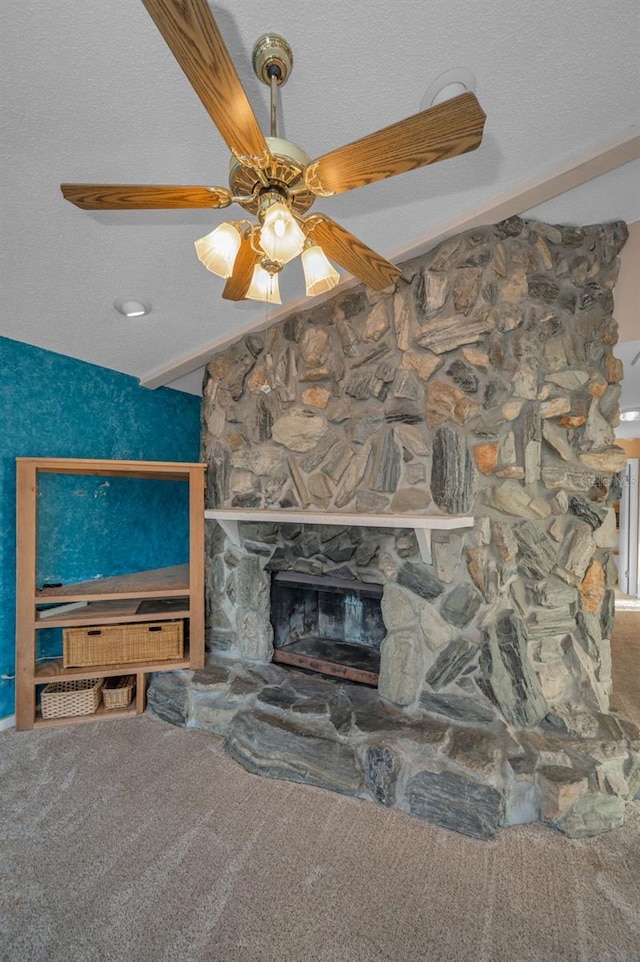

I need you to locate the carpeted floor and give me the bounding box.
[1,614,639,962]
[610,611,640,727]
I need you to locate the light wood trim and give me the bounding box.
[617,438,640,459]
[15,461,37,730]
[615,218,640,342]
[139,125,640,389]
[189,466,206,670]
[136,673,147,714]
[16,457,205,481]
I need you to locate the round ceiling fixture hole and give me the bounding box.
[421,69,477,110]
[113,297,151,318]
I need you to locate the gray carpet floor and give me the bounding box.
[1,614,639,962]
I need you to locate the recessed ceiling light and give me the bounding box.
[113,297,151,318]
[620,409,640,422]
[421,68,477,110]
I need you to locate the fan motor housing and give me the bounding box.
[229,137,316,215]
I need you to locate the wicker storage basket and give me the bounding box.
[63,621,183,668]
[41,677,104,719]
[102,675,136,710]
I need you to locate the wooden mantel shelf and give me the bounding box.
[205,508,474,564]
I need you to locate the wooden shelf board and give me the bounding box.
[205,508,474,530]
[37,564,190,601]
[34,702,140,727]
[206,508,474,564]
[35,589,190,603]
[34,657,191,682]
[35,599,189,628]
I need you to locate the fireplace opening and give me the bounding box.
[270,571,385,686]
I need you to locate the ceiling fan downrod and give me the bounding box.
[270,72,279,138]
[252,34,293,138]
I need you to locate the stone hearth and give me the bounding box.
[148,215,640,838]
[149,655,638,839]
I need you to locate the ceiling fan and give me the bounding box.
[61,0,486,304]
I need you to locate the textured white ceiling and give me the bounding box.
[2,0,639,395]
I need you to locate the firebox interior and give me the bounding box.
[270,571,384,685]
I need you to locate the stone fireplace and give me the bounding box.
[148,215,640,839]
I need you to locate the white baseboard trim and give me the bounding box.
[0,714,16,732]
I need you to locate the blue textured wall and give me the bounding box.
[0,336,202,719]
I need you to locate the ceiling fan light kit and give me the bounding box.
[258,199,307,265]
[194,222,243,278]
[61,0,486,306]
[246,263,282,305]
[301,244,341,297]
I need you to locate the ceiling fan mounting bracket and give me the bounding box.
[252,34,293,86]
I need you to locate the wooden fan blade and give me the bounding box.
[222,234,260,300]
[306,215,401,292]
[142,0,271,169]
[60,184,234,210]
[304,92,486,196]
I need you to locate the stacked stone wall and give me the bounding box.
[202,216,629,732]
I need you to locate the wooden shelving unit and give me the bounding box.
[15,458,206,731]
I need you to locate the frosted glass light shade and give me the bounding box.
[301,245,340,297]
[259,203,306,264]
[194,223,242,278]
[246,264,282,304]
